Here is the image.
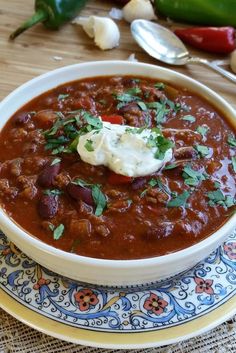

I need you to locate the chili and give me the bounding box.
[0,76,235,260]
[9,0,87,40]
[174,27,235,54]
[154,0,236,27]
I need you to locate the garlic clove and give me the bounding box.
[73,16,120,50]
[230,49,236,74]
[123,0,156,23]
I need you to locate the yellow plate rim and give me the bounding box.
[0,288,235,349]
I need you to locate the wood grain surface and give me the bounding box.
[0,0,235,108]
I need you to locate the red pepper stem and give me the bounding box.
[9,9,48,40]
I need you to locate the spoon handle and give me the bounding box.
[187,57,236,84]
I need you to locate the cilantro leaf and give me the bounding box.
[208,189,225,202]
[148,177,171,195]
[114,93,140,103]
[58,93,70,101]
[82,112,103,130]
[225,196,235,208]
[72,179,107,216]
[167,191,190,208]
[154,82,165,90]
[207,185,235,209]
[126,87,142,95]
[51,157,61,166]
[181,115,196,123]
[148,178,158,187]
[154,136,174,160]
[194,145,210,158]
[231,156,236,173]
[137,101,148,111]
[44,189,63,196]
[84,139,94,152]
[68,135,80,152]
[228,134,236,148]
[53,224,64,240]
[91,185,107,216]
[196,125,209,137]
[182,164,207,186]
[163,163,177,170]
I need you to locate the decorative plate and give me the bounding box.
[0,230,236,349]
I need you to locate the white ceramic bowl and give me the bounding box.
[0,61,235,286]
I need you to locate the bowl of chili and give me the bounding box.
[0,61,235,286]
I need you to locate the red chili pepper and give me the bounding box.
[174,27,235,54]
[101,115,124,124]
[108,172,133,185]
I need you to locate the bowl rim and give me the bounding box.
[0,60,235,269]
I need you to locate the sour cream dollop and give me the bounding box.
[77,122,173,177]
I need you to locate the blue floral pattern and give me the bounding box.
[0,231,235,332]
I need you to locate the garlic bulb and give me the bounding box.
[73,16,120,50]
[123,0,156,23]
[230,49,236,74]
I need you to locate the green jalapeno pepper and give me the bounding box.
[154,0,236,27]
[10,0,87,40]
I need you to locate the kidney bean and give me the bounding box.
[118,102,140,114]
[38,194,58,219]
[131,177,147,190]
[67,183,94,207]
[13,112,30,125]
[174,147,198,160]
[37,162,60,187]
[34,110,57,129]
[145,222,174,241]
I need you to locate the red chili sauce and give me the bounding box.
[0,76,235,259]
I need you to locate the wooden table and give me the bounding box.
[0,0,235,110]
[0,1,236,351]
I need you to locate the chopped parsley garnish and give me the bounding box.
[231,156,236,173]
[228,134,236,148]
[196,125,209,137]
[58,93,70,101]
[53,224,65,240]
[182,164,207,186]
[167,191,190,208]
[194,145,210,158]
[84,139,94,152]
[44,189,63,196]
[154,82,165,90]
[72,178,107,216]
[43,109,103,155]
[181,115,196,123]
[51,157,61,166]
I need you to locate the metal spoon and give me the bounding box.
[131,19,236,84]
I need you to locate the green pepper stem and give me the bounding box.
[9,9,48,40]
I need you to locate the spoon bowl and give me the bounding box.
[131,19,236,83]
